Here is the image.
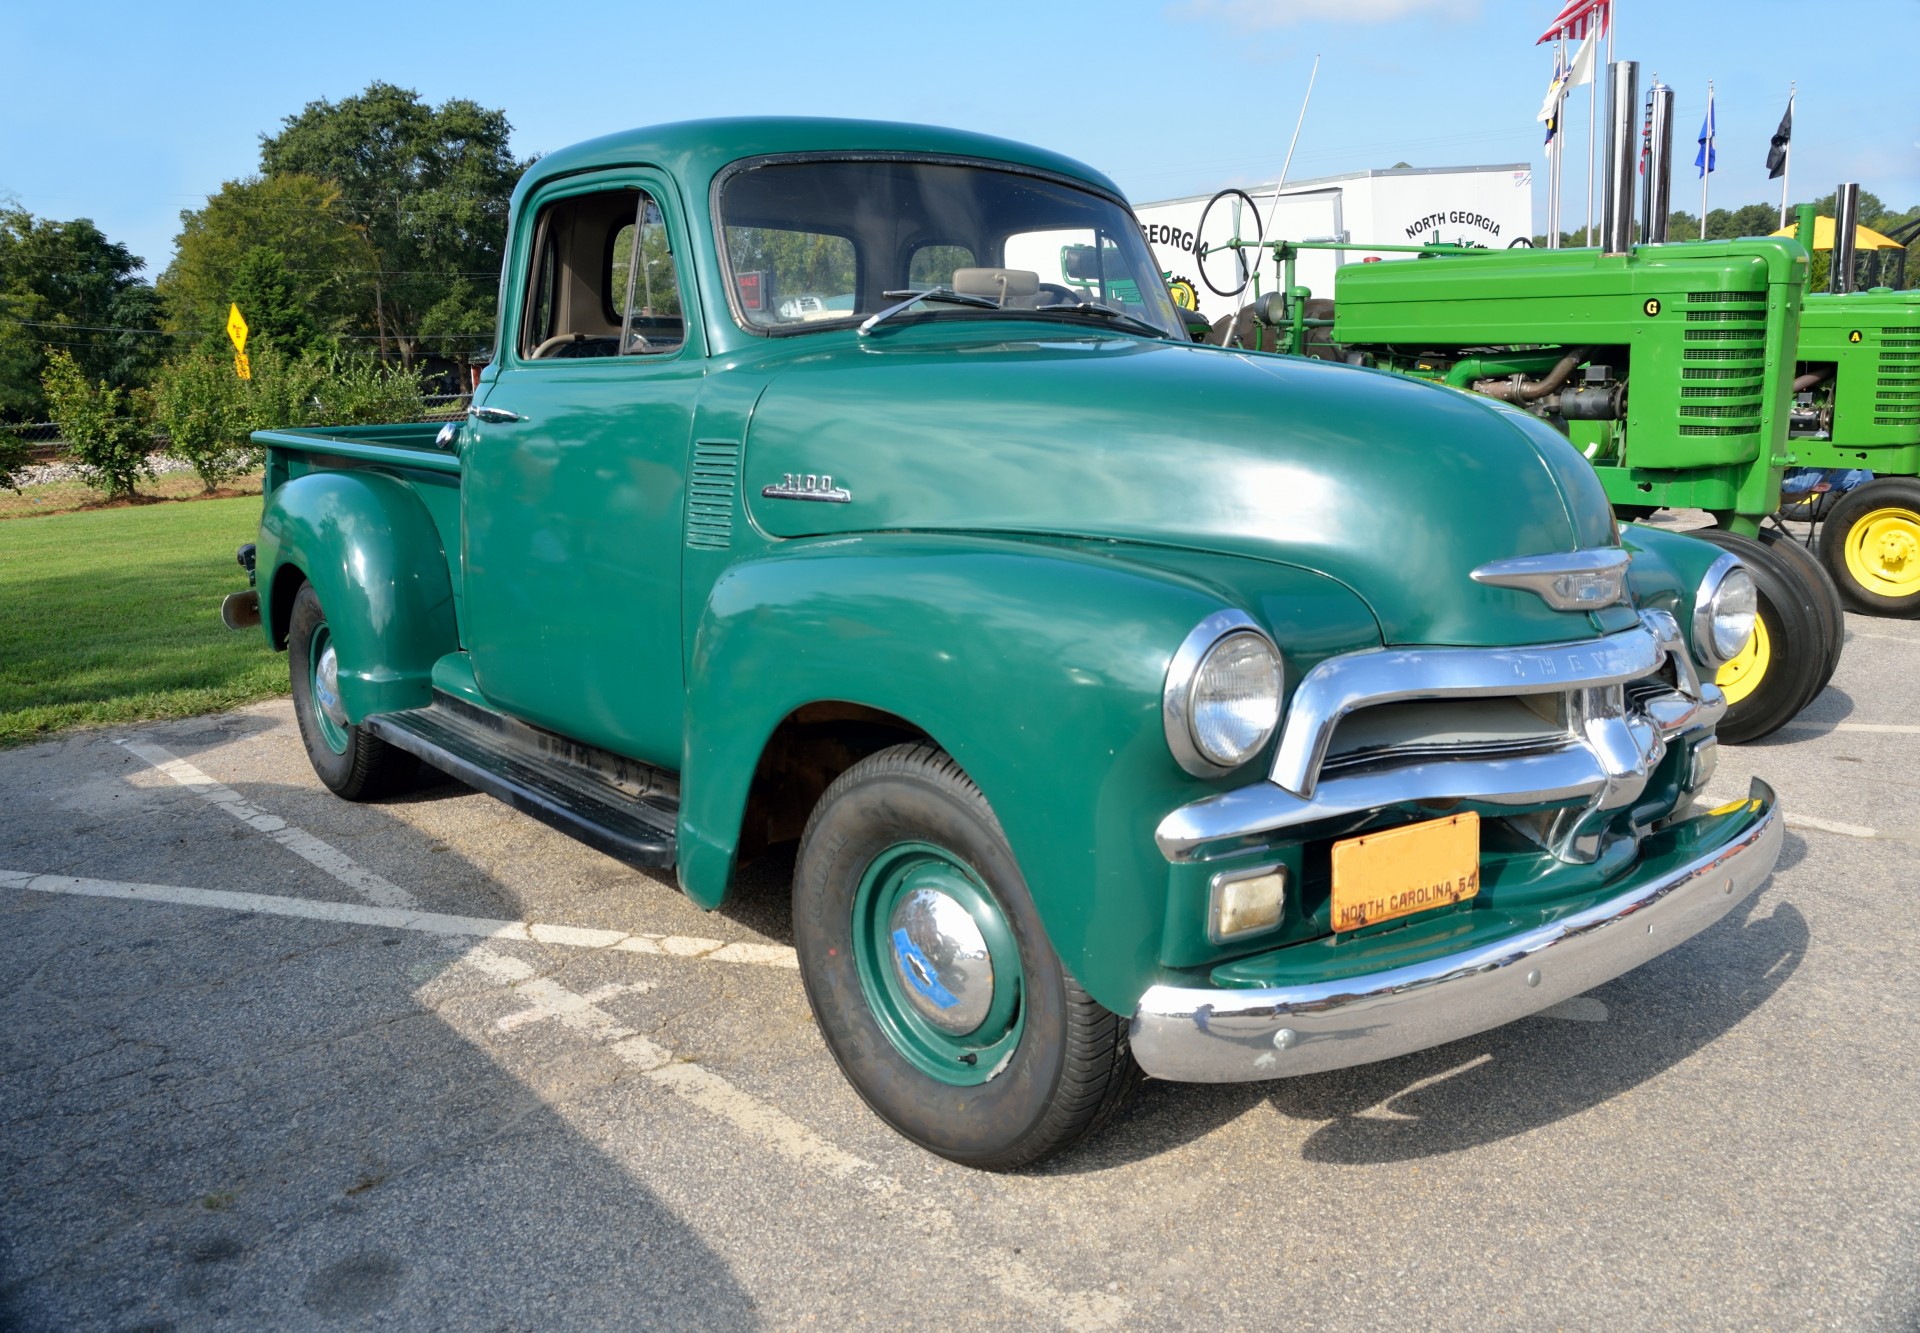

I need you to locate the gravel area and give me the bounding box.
[10,451,202,488]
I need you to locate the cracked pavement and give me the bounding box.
[0,607,1916,1329]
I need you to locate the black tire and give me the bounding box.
[1758,524,1846,699]
[1690,532,1827,744]
[793,743,1137,1170]
[288,582,419,800]
[1817,476,1920,617]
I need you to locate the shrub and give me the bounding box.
[309,354,425,425]
[151,350,254,492]
[243,342,328,433]
[39,350,153,499]
[0,431,29,494]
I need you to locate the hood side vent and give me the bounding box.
[687,441,740,549]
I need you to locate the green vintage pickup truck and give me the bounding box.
[227,118,1782,1169]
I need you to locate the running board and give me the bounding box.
[365,694,678,869]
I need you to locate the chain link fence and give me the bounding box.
[1,395,472,461]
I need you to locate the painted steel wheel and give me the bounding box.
[1693,531,1828,744]
[793,743,1137,1170]
[1819,477,1920,616]
[287,582,418,800]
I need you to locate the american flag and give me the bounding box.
[1537,0,1609,45]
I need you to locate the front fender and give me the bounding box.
[678,532,1380,1015]
[1621,523,1728,668]
[258,470,459,721]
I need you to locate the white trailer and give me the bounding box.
[1133,164,1534,322]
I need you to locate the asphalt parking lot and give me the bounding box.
[0,609,1914,1330]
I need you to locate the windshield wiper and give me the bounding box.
[1031,300,1171,338]
[859,287,1001,336]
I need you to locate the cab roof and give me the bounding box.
[512,117,1123,212]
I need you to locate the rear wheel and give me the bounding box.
[1818,477,1920,616]
[288,582,419,800]
[793,743,1137,1170]
[1691,531,1827,744]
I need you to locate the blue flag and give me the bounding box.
[1694,94,1717,178]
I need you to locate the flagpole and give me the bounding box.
[1700,81,1712,239]
[1778,84,1795,228]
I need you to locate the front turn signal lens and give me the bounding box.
[1211,866,1288,942]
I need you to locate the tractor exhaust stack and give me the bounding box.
[1641,81,1675,244]
[1831,182,1860,293]
[1601,61,1640,255]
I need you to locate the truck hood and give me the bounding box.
[741,330,1619,647]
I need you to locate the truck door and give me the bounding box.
[462,170,702,769]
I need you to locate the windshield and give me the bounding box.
[719,158,1184,339]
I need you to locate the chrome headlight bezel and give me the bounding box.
[1163,611,1284,777]
[1690,551,1757,669]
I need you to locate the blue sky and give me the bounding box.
[3,0,1913,276]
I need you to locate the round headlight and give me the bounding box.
[1165,614,1283,775]
[1692,555,1757,668]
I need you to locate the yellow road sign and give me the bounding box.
[233,352,251,381]
[226,303,249,353]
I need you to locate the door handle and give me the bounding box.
[470,406,525,424]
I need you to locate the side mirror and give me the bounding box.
[1179,308,1212,341]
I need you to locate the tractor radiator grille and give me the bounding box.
[1879,331,1920,425]
[1676,291,1769,438]
[685,441,739,550]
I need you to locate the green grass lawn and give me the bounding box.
[0,496,287,746]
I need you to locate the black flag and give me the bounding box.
[1766,100,1793,179]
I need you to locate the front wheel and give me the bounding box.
[793,744,1136,1170]
[1818,477,1920,616]
[288,582,418,800]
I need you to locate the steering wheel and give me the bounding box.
[624,330,654,354]
[530,332,585,359]
[1038,282,1083,305]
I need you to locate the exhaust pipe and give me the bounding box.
[1831,182,1860,293]
[1601,61,1640,255]
[1641,81,1675,243]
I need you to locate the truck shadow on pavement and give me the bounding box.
[0,743,774,1330]
[1067,846,1807,1173]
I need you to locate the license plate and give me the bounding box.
[1330,812,1481,933]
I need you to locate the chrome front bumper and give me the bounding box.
[1129,778,1780,1083]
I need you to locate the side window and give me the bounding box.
[723,226,857,327]
[518,187,685,361]
[908,244,975,290]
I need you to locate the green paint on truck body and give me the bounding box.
[247,118,1746,1019]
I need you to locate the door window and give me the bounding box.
[519,187,685,360]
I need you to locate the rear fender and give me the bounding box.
[257,470,459,721]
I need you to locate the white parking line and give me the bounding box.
[116,739,415,908]
[0,871,797,967]
[1777,721,1920,736]
[1785,814,1879,840]
[110,734,1129,1328]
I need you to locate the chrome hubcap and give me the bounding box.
[887,887,994,1035]
[314,645,348,728]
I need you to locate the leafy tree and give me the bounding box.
[158,173,371,353]
[0,209,160,422]
[40,349,153,498]
[228,247,324,355]
[259,82,528,366]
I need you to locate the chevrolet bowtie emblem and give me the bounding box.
[762,473,852,503]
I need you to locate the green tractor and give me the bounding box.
[1780,202,1920,615]
[1203,62,1844,744]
